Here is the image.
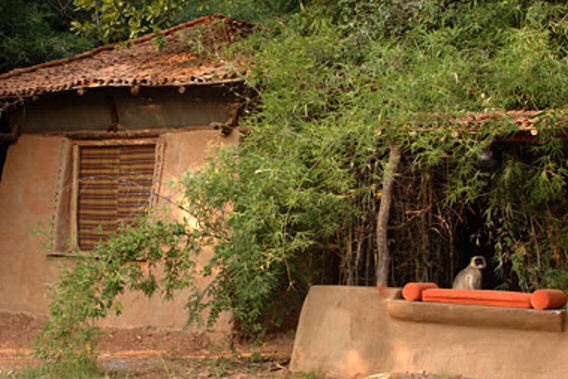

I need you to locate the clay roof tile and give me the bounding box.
[0,15,252,100]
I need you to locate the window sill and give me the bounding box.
[386,299,565,332]
[45,251,92,259]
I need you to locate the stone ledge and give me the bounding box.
[387,299,565,332]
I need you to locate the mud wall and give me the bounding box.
[291,286,568,379]
[0,136,63,313]
[0,129,237,334]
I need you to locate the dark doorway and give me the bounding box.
[454,199,500,290]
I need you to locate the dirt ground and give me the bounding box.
[0,311,463,378]
[0,311,296,377]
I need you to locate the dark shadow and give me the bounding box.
[0,114,10,182]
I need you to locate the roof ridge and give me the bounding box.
[0,14,228,80]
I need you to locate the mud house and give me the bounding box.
[0,15,250,333]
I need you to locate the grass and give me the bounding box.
[2,360,124,378]
[0,355,322,378]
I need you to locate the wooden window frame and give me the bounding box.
[69,138,161,253]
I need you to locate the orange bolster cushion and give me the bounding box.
[422,288,531,308]
[530,289,567,310]
[402,282,439,301]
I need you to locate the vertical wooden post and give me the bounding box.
[376,146,401,286]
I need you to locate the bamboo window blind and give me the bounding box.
[77,144,156,250]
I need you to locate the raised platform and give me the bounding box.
[290,285,568,378]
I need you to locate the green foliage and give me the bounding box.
[16,359,121,379]
[215,0,568,288]
[192,0,568,316]
[181,123,380,333]
[489,133,568,291]
[71,0,191,42]
[176,0,302,23]
[36,215,198,361]
[70,0,304,42]
[0,0,93,72]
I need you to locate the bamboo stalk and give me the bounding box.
[376,146,401,285]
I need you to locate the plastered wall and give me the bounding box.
[0,129,238,333]
[0,136,63,313]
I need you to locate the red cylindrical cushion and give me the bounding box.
[530,289,567,310]
[402,282,439,301]
[422,288,531,308]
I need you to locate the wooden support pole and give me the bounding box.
[0,122,20,143]
[106,95,120,131]
[376,146,401,286]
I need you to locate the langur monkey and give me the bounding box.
[452,256,487,290]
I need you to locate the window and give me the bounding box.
[75,143,156,250]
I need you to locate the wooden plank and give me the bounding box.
[42,126,216,140]
[45,251,146,262]
[69,145,80,251]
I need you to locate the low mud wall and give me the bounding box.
[290,285,568,378]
